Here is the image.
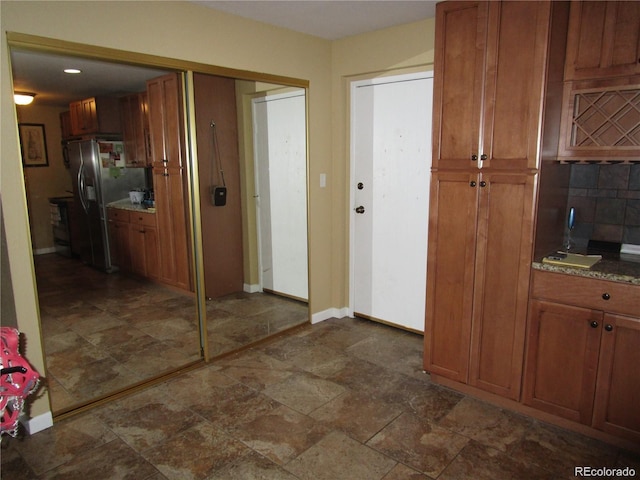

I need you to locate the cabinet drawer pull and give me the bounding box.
[590,321,599,328]
[602,293,610,300]
[605,324,613,332]
[480,153,487,161]
[471,154,478,162]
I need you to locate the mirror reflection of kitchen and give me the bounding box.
[11,46,309,416]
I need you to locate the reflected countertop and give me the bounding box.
[532,255,640,286]
[107,198,155,213]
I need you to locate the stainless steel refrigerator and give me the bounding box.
[67,139,146,272]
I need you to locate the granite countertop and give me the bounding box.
[107,198,156,213]
[532,255,640,285]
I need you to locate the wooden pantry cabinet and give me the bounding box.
[424,1,566,401]
[524,270,640,443]
[147,73,191,291]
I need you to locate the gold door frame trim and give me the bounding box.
[7,32,312,413]
[7,32,309,88]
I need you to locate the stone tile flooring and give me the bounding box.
[34,253,308,413]
[3,317,639,479]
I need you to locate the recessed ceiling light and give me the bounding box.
[64,68,82,74]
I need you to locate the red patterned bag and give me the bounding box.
[1,327,40,437]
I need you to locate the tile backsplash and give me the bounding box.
[567,164,640,249]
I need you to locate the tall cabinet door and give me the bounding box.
[431,1,488,170]
[433,1,552,171]
[147,73,191,291]
[424,171,479,382]
[468,173,536,399]
[148,73,184,170]
[481,1,551,170]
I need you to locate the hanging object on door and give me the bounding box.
[209,121,227,207]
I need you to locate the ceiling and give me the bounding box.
[10,1,437,107]
[10,49,171,107]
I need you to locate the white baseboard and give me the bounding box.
[311,307,350,324]
[20,411,53,435]
[243,283,261,293]
[33,247,56,256]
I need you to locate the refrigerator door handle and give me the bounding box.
[78,163,89,213]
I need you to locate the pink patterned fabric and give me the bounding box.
[1,327,40,437]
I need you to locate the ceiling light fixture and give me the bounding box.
[64,68,82,74]
[14,92,36,105]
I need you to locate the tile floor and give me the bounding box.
[3,317,638,479]
[34,254,308,413]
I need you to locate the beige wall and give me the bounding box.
[17,104,71,252]
[1,0,333,422]
[1,0,436,423]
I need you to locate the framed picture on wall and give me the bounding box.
[19,123,48,167]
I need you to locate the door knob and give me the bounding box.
[355,206,365,214]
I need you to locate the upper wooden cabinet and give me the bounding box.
[564,1,640,82]
[69,96,121,136]
[147,73,184,170]
[432,1,556,171]
[120,92,151,167]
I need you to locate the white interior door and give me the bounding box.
[253,91,308,300]
[350,72,433,332]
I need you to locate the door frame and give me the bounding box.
[347,68,434,325]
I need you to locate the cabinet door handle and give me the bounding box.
[604,324,613,332]
[470,181,477,187]
[590,321,599,328]
[479,181,487,187]
[602,293,610,300]
[471,154,478,162]
[480,153,487,161]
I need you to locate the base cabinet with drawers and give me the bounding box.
[524,270,640,443]
[107,208,160,281]
[128,211,160,280]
